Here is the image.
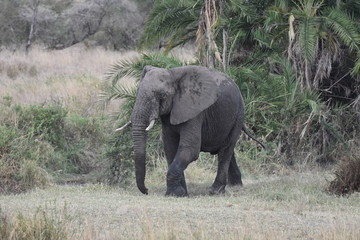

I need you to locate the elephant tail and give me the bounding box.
[242,127,268,151]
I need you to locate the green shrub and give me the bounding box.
[61,115,104,174]
[0,159,51,194]
[0,118,55,193]
[0,99,110,193]
[0,134,52,194]
[18,104,67,147]
[0,125,18,156]
[106,128,134,185]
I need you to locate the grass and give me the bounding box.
[0,170,360,239]
[0,45,137,115]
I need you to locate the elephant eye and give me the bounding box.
[159,92,167,99]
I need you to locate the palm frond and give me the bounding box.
[253,29,274,49]
[104,55,142,86]
[164,26,198,52]
[140,52,189,68]
[112,85,138,121]
[110,84,137,102]
[138,0,201,50]
[299,17,318,63]
[343,0,360,18]
[226,29,246,66]
[351,55,360,76]
[325,7,360,51]
[105,52,188,87]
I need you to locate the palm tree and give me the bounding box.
[138,0,201,52]
[261,0,360,96]
[138,0,269,69]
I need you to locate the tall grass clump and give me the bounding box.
[0,207,73,240]
[328,145,360,196]
[0,95,108,194]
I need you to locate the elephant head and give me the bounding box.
[131,65,222,194]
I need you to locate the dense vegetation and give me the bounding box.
[0,96,108,193]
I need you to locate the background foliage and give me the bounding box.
[0,0,153,50]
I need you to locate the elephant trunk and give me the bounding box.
[131,89,159,195]
[132,127,148,194]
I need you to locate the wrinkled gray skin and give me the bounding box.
[132,65,258,197]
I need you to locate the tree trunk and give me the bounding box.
[26,1,39,53]
[197,0,226,69]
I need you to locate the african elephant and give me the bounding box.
[118,65,266,197]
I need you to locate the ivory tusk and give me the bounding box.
[115,121,132,132]
[146,119,155,131]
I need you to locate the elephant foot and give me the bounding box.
[209,184,226,195]
[228,178,243,186]
[166,186,188,197]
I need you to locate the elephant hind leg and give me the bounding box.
[209,147,234,195]
[209,120,242,194]
[228,153,243,186]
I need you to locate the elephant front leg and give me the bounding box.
[164,117,201,197]
[166,146,199,197]
[162,129,188,196]
[166,161,188,197]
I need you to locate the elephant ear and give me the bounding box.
[170,69,220,125]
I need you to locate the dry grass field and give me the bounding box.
[0,45,136,115]
[1,167,360,239]
[0,47,359,240]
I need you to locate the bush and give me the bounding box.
[61,115,105,174]
[328,147,360,196]
[18,104,67,147]
[0,98,110,193]
[0,124,51,194]
[106,128,134,185]
[0,125,18,156]
[0,124,52,194]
